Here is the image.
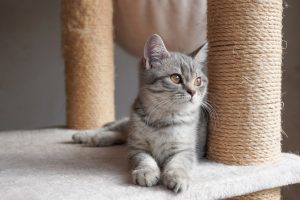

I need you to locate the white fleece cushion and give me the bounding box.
[0,129,299,200]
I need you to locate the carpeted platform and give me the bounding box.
[0,129,300,200]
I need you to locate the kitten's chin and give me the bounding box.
[175,97,201,107]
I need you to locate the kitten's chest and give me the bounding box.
[146,126,197,164]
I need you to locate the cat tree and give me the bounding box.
[206,0,282,198]
[62,0,115,128]
[62,0,299,199]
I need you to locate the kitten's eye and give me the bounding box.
[170,74,182,84]
[194,77,202,86]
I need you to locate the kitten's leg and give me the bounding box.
[129,150,160,187]
[161,150,195,193]
[72,117,129,146]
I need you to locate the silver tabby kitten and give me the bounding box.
[73,34,208,193]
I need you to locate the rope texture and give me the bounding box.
[228,188,281,200]
[62,0,115,129]
[207,0,282,165]
[207,0,283,199]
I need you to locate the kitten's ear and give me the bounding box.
[191,42,208,64]
[143,34,170,69]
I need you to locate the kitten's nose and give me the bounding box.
[187,89,196,97]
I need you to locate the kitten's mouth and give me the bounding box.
[174,96,195,104]
[182,97,194,104]
[189,98,195,103]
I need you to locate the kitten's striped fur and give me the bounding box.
[73,34,208,193]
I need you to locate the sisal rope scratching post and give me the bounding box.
[229,188,281,200]
[62,0,115,129]
[207,0,282,199]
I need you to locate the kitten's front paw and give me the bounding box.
[162,169,190,193]
[72,132,92,144]
[132,167,160,187]
[90,131,116,146]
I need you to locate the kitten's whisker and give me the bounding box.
[145,99,172,125]
[201,101,218,129]
[157,98,177,126]
[202,103,216,122]
[206,102,218,123]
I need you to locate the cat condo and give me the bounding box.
[1,0,300,200]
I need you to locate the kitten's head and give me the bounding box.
[139,34,208,110]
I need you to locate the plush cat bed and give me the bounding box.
[0,128,299,200]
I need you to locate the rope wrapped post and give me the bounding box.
[207,0,282,199]
[62,0,115,129]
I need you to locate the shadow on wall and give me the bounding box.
[0,0,65,130]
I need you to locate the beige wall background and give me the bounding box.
[0,0,298,199]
